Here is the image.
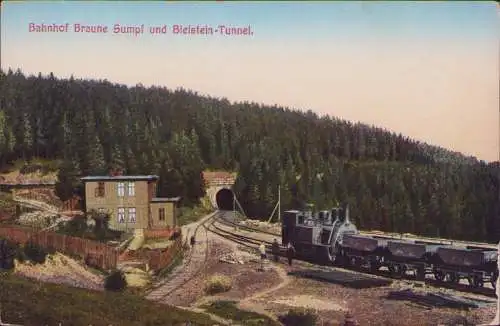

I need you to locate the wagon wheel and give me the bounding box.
[389,264,400,276]
[399,265,407,277]
[388,264,395,275]
[370,261,380,273]
[448,273,459,284]
[416,268,426,281]
[350,257,362,270]
[491,271,498,289]
[353,258,363,270]
[434,271,445,282]
[470,276,484,288]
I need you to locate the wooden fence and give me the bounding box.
[0,226,118,270]
[119,235,183,272]
[148,236,183,271]
[144,227,180,240]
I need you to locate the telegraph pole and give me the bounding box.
[233,192,236,221]
[278,185,281,223]
[267,185,281,224]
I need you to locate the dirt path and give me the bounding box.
[235,264,292,321]
[192,258,292,321]
[242,264,291,303]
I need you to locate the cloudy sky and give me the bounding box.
[2,1,499,161]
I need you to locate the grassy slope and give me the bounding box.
[177,196,214,226]
[0,159,58,181]
[0,273,214,326]
[203,301,281,326]
[0,192,16,223]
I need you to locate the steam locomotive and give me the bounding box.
[281,204,498,289]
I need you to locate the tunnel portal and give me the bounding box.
[215,188,234,210]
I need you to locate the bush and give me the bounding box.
[23,241,48,264]
[16,247,26,263]
[204,274,232,295]
[104,270,127,292]
[58,215,89,237]
[278,308,318,326]
[0,239,18,270]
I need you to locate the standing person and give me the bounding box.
[259,242,266,271]
[286,242,295,266]
[190,234,195,247]
[272,238,280,262]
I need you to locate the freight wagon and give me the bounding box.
[281,204,498,289]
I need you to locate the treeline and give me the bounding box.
[0,69,498,242]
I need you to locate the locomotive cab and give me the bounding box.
[319,210,332,225]
[332,206,347,223]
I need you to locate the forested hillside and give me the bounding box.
[0,69,498,242]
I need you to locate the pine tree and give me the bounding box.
[89,134,106,175]
[55,158,79,202]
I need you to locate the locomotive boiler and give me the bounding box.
[282,203,498,289]
[282,203,358,263]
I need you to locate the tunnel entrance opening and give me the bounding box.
[216,188,234,211]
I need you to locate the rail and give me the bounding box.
[217,211,281,237]
[147,211,218,300]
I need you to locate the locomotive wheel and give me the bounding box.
[399,265,407,277]
[434,271,445,282]
[327,245,342,265]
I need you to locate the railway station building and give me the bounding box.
[81,175,180,232]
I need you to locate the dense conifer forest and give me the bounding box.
[0,69,498,242]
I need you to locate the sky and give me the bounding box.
[1,1,499,162]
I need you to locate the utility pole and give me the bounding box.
[233,192,236,222]
[267,185,281,224]
[234,195,247,218]
[278,185,281,223]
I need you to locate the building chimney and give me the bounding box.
[109,167,124,177]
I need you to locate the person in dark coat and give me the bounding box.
[190,234,195,247]
[286,242,295,266]
[272,238,280,262]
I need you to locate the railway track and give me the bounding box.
[208,219,272,252]
[146,212,217,302]
[227,216,497,251]
[210,211,497,298]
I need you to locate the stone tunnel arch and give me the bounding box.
[215,188,235,211]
